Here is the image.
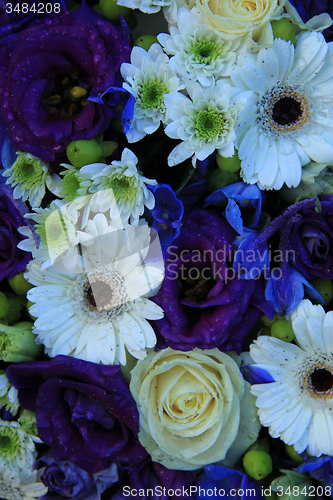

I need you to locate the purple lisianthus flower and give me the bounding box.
[0,179,32,281]
[145,184,184,255]
[7,355,147,474]
[112,459,195,500]
[153,209,273,353]
[38,453,119,500]
[288,0,333,41]
[0,1,131,162]
[196,465,265,499]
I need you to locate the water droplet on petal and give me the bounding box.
[45,19,52,25]
[4,91,9,97]
[93,54,102,65]
[104,27,111,35]
[7,113,14,122]
[51,144,63,153]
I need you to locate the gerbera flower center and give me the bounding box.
[195,109,229,140]
[299,354,333,401]
[43,68,91,119]
[259,83,311,138]
[74,265,129,320]
[138,80,167,109]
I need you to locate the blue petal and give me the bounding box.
[265,266,323,314]
[226,199,244,236]
[242,365,275,385]
[88,87,134,134]
[296,456,332,474]
[233,230,270,280]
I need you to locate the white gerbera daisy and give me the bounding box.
[0,371,19,416]
[164,79,237,166]
[250,299,333,457]
[0,466,47,500]
[26,214,164,365]
[80,148,157,225]
[2,151,60,207]
[121,43,183,143]
[0,421,37,472]
[158,7,240,87]
[231,31,333,190]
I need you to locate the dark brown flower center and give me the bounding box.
[310,368,333,393]
[272,96,302,126]
[84,281,114,310]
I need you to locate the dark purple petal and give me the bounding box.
[7,356,147,473]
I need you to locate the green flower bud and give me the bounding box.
[66,139,103,168]
[243,450,273,480]
[310,277,333,306]
[206,168,240,193]
[285,444,304,464]
[271,470,312,500]
[99,0,130,19]
[0,292,9,320]
[271,320,295,343]
[0,322,42,362]
[261,313,285,327]
[134,35,159,51]
[18,410,38,438]
[8,271,33,296]
[271,18,296,45]
[216,152,241,173]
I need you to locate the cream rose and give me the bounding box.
[195,0,286,49]
[130,348,260,470]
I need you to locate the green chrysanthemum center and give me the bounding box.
[9,153,46,190]
[0,426,20,460]
[59,171,82,202]
[104,172,138,204]
[138,80,168,109]
[190,40,223,64]
[195,109,229,140]
[35,210,68,251]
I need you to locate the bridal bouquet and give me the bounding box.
[1,0,333,498]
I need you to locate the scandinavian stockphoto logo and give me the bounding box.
[43,190,164,310]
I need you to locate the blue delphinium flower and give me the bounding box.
[296,455,333,488]
[196,465,265,499]
[146,184,184,255]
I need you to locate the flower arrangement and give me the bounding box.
[1,0,333,498]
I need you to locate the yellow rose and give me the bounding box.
[195,0,287,48]
[130,347,260,470]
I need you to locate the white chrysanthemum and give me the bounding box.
[0,421,37,472]
[17,199,81,272]
[0,466,47,500]
[164,79,237,166]
[26,214,164,365]
[80,148,157,225]
[0,371,19,416]
[231,31,333,190]
[158,7,241,87]
[250,299,333,457]
[2,152,60,207]
[121,44,183,143]
[57,163,92,202]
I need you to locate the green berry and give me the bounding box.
[271,319,295,343]
[134,35,159,51]
[0,292,9,320]
[66,139,103,168]
[285,444,304,464]
[243,450,273,481]
[99,0,130,19]
[8,272,33,296]
[311,277,333,306]
[216,152,241,173]
[27,301,37,321]
[206,168,240,193]
[271,18,296,45]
